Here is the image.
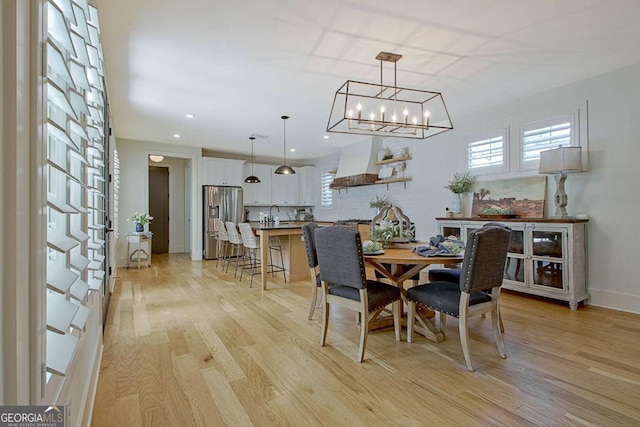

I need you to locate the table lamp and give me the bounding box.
[538,146,583,218]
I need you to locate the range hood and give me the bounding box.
[332,138,382,188]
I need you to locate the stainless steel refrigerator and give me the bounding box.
[203,185,243,259]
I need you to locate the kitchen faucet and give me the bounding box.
[269,204,280,222]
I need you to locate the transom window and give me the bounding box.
[320,172,335,208]
[521,114,575,169]
[466,127,508,175]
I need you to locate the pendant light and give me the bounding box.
[274,115,295,175]
[244,136,261,183]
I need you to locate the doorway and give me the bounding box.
[149,166,169,253]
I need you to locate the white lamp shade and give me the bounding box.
[538,146,582,174]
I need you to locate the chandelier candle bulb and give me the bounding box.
[357,103,362,121]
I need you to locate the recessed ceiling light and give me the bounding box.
[290,148,295,152]
[185,114,194,118]
[323,135,329,139]
[173,134,181,138]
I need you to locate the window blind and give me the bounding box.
[320,172,334,207]
[522,119,572,166]
[45,0,107,383]
[468,135,504,170]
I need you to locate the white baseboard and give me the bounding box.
[586,288,640,314]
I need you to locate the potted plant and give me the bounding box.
[128,212,153,232]
[444,171,477,214]
[369,195,391,213]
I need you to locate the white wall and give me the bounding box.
[116,139,201,265]
[410,62,640,313]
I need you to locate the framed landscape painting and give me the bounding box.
[471,176,546,218]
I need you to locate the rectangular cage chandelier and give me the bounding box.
[326,52,453,139]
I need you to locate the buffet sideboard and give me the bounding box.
[436,217,589,310]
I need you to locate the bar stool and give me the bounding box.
[268,236,287,283]
[214,219,229,268]
[225,221,244,277]
[237,223,261,288]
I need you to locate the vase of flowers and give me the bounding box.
[444,171,476,214]
[128,212,153,232]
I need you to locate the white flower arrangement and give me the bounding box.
[128,212,153,225]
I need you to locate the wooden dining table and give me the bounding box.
[364,246,463,342]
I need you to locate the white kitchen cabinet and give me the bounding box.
[437,218,589,310]
[297,166,316,206]
[272,171,300,205]
[243,164,272,205]
[202,158,244,186]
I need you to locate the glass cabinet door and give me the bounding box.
[531,229,565,290]
[504,228,525,283]
[441,225,462,239]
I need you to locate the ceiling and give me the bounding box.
[95,0,640,163]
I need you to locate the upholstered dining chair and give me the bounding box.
[314,226,401,362]
[407,225,511,371]
[301,222,321,320]
[428,222,510,332]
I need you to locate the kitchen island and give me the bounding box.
[251,223,309,290]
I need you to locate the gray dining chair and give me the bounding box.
[315,226,401,362]
[301,222,321,320]
[428,222,510,332]
[407,225,511,371]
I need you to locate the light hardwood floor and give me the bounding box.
[91,253,640,426]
